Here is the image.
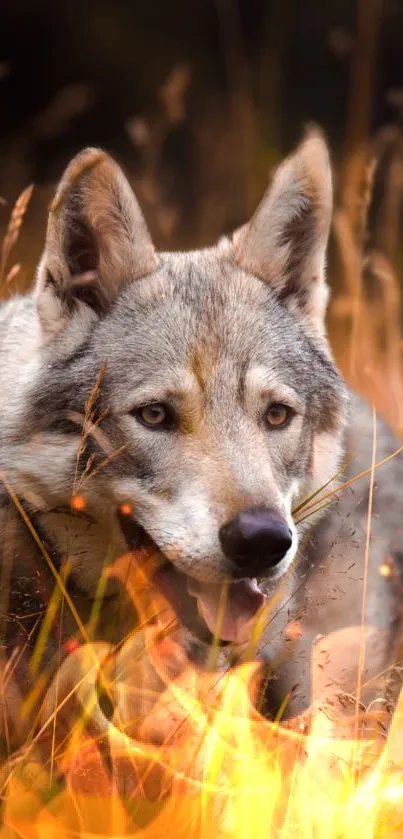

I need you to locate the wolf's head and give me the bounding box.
[13,132,348,643]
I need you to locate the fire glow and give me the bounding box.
[2,547,403,839]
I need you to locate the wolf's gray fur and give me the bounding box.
[0,133,402,746]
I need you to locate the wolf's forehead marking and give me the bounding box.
[188,346,209,393]
[186,332,228,394]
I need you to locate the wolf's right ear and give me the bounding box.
[233,131,333,335]
[35,148,157,336]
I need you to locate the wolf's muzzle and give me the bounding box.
[219,508,292,576]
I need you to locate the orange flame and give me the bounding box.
[1,547,403,839]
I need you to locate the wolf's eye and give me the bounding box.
[134,403,175,430]
[266,403,292,428]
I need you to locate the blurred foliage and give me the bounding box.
[1,0,403,297]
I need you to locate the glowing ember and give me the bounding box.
[64,638,80,654]
[284,621,303,640]
[70,494,86,511]
[119,501,134,515]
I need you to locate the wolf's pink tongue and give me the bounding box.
[187,578,266,643]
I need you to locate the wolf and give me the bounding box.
[0,132,402,749]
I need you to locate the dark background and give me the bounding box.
[0,0,402,278]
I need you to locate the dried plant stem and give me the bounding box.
[0,184,33,287]
[353,405,377,766]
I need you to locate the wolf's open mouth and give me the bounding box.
[117,512,267,645]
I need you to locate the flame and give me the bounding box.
[1,548,403,839]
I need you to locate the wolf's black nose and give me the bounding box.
[219,508,292,573]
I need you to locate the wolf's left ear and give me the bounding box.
[35,148,157,335]
[233,130,332,334]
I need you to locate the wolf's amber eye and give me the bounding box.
[135,403,175,430]
[266,403,292,428]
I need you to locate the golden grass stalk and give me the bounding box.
[0,184,33,286]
